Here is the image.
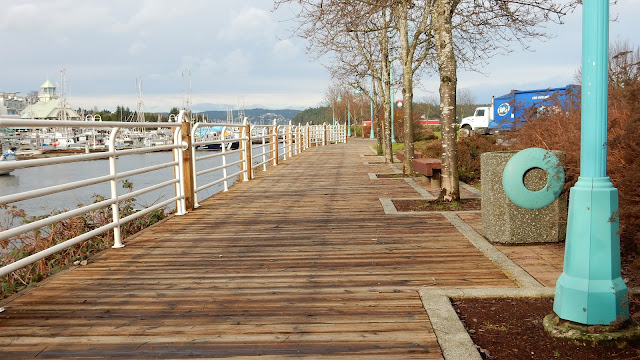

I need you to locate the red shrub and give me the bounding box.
[508,83,640,276]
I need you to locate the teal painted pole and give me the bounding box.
[390,66,396,143]
[332,101,335,125]
[347,100,351,137]
[370,76,375,139]
[553,0,629,325]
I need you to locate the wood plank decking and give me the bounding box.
[0,139,515,358]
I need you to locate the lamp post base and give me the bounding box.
[544,313,640,344]
[553,177,629,325]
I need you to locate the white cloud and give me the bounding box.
[180,55,219,77]
[0,1,113,33]
[128,41,147,56]
[111,0,188,33]
[222,49,251,76]
[272,39,298,59]
[218,7,276,42]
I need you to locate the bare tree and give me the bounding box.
[274,0,397,161]
[274,0,578,200]
[609,39,640,88]
[392,0,434,174]
[574,39,640,88]
[456,88,477,124]
[26,90,39,104]
[431,0,579,201]
[433,0,460,201]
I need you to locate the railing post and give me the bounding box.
[304,123,309,149]
[242,117,253,181]
[292,125,297,155]
[181,115,195,212]
[287,121,293,158]
[109,127,124,248]
[281,125,287,161]
[261,127,268,172]
[323,123,328,146]
[173,125,187,216]
[295,125,302,155]
[271,120,279,166]
[221,126,229,191]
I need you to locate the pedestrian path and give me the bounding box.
[0,138,563,358]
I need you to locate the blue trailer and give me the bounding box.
[460,85,580,134]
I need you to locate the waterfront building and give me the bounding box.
[0,92,29,116]
[20,80,80,120]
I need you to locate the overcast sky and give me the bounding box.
[1,0,638,112]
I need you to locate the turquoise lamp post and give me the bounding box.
[347,99,351,137]
[553,0,629,325]
[334,92,342,126]
[332,101,335,125]
[369,76,375,139]
[390,66,396,143]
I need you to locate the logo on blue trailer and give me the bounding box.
[497,103,510,117]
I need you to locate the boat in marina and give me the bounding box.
[195,132,240,150]
[14,145,45,157]
[1,148,17,175]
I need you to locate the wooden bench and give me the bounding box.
[412,158,442,188]
[395,151,442,188]
[395,150,422,162]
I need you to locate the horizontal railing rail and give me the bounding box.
[0,113,346,278]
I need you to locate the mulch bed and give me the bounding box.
[453,296,640,359]
[393,198,481,211]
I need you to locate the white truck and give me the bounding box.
[459,106,493,135]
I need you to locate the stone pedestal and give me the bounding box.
[481,151,567,244]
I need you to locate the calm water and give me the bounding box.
[0,150,244,221]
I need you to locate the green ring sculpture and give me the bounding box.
[502,148,565,210]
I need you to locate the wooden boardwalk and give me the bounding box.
[0,139,515,358]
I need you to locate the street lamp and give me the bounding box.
[390,66,396,143]
[347,98,351,137]
[369,75,375,139]
[331,92,342,126]
[553,0,629,326]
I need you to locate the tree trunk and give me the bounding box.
[380,20,394,164]
[433,0,460,201]
[396,1,415,175]
[376,110,383,155]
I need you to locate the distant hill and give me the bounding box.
[198,108,301,125]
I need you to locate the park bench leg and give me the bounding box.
[430,170,441,188]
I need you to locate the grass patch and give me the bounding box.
[373,142,405,154]
[392,198,481,212]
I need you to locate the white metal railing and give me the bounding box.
[251,122,277,172]
[0,113,346,278]
[190,120,248,208]
[0,113,187,277]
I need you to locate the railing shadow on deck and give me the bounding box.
[0,110,347,278]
